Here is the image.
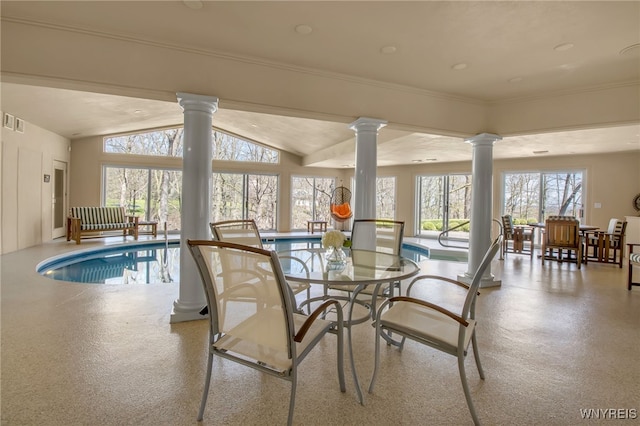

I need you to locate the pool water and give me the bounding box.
[38,238,432,284]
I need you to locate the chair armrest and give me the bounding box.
[126,215,139,224]
[294,298,343,343]
[584,230,605,237]
[387,296,468,327]
[406,274,479,296]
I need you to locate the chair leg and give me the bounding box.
[471,332,485,380]
[197,350,214,421]
[287,372,297,426]
[368,322,383,393]
[335,307,346,393]
[458,351,481,426]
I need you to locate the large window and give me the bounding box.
[212,173,279,230]
[103,166,182,230]
[105,128,183,157]
[291,177,335,230]
[104,127,279,163]
[213,130,279,163]
[503,170,584,223]
[350,176,398,221]
[103,126,282,232]
[416,174,472,238]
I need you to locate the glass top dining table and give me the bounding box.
[277,247,420,405]
[278,247,420,287]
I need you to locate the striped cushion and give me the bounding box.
[631,253,640,266]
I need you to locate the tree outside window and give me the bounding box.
[291,177,334,229]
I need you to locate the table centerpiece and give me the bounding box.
[321,230,347,267]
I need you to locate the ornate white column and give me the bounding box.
[349,117,387,220]
[171,93,218,323]
[458,133,502,288]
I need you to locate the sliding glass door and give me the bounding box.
[211,172,278,230]
[416,174,472,238]
[290,176,335,230]
[503,170,584,223]
[103,166,183,231]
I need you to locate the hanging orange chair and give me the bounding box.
[330,186,353,222]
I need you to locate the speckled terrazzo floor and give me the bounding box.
[1,236,639,425]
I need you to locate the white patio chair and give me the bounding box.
[187,240,346,426]
[210,219,311,309]
[328,219,404,315]
[368,235,502,426]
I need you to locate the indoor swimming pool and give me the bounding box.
[37,237,438,284]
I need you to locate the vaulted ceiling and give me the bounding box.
[1,1,639,167]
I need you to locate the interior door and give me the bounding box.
[52,160,67,239]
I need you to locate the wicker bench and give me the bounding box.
[67,207,139,244]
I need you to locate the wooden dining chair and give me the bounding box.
[583,218,627,268]
[501,214,534,258]
[541,217,582,269]
[187,240,346,426]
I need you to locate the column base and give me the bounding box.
[457,273,502,288]
[170,300,208,323]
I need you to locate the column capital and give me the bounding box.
[177,92,219,114]
[465,132,502,146]
[349,117,387,133]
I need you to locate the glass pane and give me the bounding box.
[542,172,583,220]
[313,178,334,223]
[104,167,148,217]
[247,174,278,230]
[212,173,245,222]
[291,177,315,229]
[54,168,65,228]
[376,177,396,220]
[104,128,183,157]
[417,175,445,237]
[447,174,471,237]
[149,169,182,231]
[503,172,540,224]
[291,177,334,230]
[213,130,279,163]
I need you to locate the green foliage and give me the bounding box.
[421,219,470,232]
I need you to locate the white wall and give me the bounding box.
[1,113,70,254]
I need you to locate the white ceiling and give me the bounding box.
[1,1,639,167]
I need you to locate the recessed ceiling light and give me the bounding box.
[380,45,397,54]
[412,159,422,163]
[134,109,142,114]
[295,24,313,35]
[554,43,574,51]
[183,0,203,10]
[425,158,437,162]
[620,43,640,55]
[509,77,523,83]
[451,63,468,71]
[533,150,549,155]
